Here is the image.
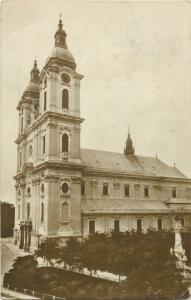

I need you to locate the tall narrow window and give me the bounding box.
[62,133,69,152]
[27,203,30,220]
[114,220,120,232]
[44,91,47,111]
[144,187,149,197]
[43,136,46,154]
[61,202,69,223]
[21,117,23,132]
[137,219,142,233]
[172,188,177,198]
[89,220,95,234]
[62,183,69,194]
[18,204,20,220]
[81,182,86,195]
[157,218,163,231]
[41,202,44,222]
[125,186,130,197]
[62,89,69,110]
[103,185,109,196]
[19,152,22,166]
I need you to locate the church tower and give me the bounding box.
[124,129,135,155]
[14,19,84,250]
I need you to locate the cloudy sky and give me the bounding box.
[1,1,191,204]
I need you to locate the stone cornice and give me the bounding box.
[82,168,191,185]
[15,111,84,144]
[30,160,85,175]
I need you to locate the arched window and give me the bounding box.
[27,202,30,220]
[41,202,44,222]
[42,136,46,154]
[27,187,31,195]
[137,219,142,233]
[44,91,47,111]
[62,133,69,153]
[62,183,69,194]
[114,220,120,232]
[61,202,69,223]
[18,189,21,197]
[62,89,69,110]
[18,204,20,220]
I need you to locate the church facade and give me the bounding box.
[14,20,191,251]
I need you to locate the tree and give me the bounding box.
[34,238,61,264]
[58,238,82,270]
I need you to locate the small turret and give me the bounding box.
[124,129,135,155]
[30,59,40,83]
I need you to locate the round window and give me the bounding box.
[61,73,70,84]
[62,183,69,194]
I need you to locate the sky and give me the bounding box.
[1,1,191,204]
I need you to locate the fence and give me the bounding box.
[4,284,66,300]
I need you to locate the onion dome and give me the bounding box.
[47,18,76,67]
[25,60,40,94]
[124,129,135,155]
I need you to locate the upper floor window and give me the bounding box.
[103,185,109,196]
[172,188,177,198]
[157,218,163,231]
[81,182,86,195]
[125,185,130,197]
[62,89,69,110]
[41,184,45,194]
[89,220,95,235]
[114,220,120,232]
[144,186,149,197]
[62,182,69,194]
[42,136,46,154]
[27,202,30,220]
[19,152,22,166]
[21,117,23,132]
[41,202,44,222]
[44,91,47,111]
[28,145,32,157]
[62,133,69,153]
[137,219,142,233]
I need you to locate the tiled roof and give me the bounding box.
[82,198,169,214]
[81,148,186,179]
[82,198,191,214]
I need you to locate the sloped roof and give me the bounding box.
[82,198,169,214]
[81,149,186,179]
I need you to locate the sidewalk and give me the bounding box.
[1,287,40,299]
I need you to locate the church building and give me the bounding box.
[14,19,191,251]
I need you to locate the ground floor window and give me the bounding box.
[114,220,120,232]
[157,218,163,231]
[89,220,95,234]
[137,219,142,232]
[180,218,184,227]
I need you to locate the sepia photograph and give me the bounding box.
[1,1,191,299]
